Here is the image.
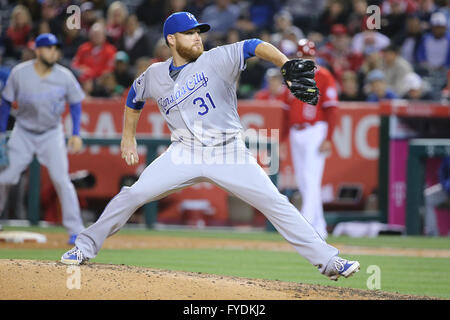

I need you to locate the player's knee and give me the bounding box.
[124,185,150,205]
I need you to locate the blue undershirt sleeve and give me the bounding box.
[243,39,263,60]
[126,85,145,110]
[69,102,82,136]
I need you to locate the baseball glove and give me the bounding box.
[0,134,9,171]
[280,59,320,105]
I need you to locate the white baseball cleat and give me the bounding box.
[325,256,360,281]
[61,247,89,265]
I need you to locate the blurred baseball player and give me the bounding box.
[287,39,340,239]
[0,33,85,244]
[61,12,359,281]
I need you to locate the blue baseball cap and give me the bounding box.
[163,12,210,41]
[35,33,61,48]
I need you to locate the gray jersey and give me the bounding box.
[134,41,246,146]
[2,60,85,133]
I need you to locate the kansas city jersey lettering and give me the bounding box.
[158,71,208,114]
[133,41,248,146]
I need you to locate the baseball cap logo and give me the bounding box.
[163,12,211,40]
[186,13,196,21]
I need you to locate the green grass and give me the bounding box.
[1,226,450,298]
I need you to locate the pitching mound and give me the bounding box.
[0,259,429,300]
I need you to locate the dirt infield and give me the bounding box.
[1,232,444,300]
[0,260,429,300]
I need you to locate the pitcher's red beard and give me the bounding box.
[176,42,204,62]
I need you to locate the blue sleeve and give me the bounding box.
[0,97,11,133]
[439,157,450,194]
[243,39,263,60]
[69,102,82,136]
[446,34,450,68]
[126,85,145,110]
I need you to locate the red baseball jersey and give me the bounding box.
[287,66,338,127]
[72,42,117,82]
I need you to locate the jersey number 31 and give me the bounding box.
[194,92,216,116]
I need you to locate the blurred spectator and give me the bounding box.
[319,24,364,86]
[106,1,128,47]
[200,0,241,40]
[380,44,413,96]
[254,68,293,102]
[113,51,134,89]
[246,0,280,31]
[380,0,408,38]
[38,0,67,37]
[346,0,368,35]
[282,0,327,35]
[271,10,305,49]
[441,70,450,102]
[416,0,437,29]
[339,70,367,101]
[401,72,433,100]
[91,72,123,98]
[33,20,52,38]
[365,69,398,101]
[134,56,152,78]
[416,12,450,70]
[237,56,268,99]
[258,29,272,43]
[3,5,33,60]
[117,15,151,66]
[381,0,418,14]
[80,1,98,36]
[185,0,210,18]
[225,28,241,45]
[396,14,424,65]
[72,22,117,91]
[352,28,390,55]
[152,37,172,63]
[316,0,350,36]
[166,0,189,15]
[60,21,88,63]
[436,0,450,30]
[234,8,257,39]
[278,39,299,59]
[19,0,41,22]
[136,0,167,28]
[416,12,450,99]
[357,50,382,93]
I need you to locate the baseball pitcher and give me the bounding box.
[61,12,359,281]
[0,33,85,244]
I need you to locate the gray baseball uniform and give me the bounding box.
[0,60,85,235]
[75,41,339,274]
